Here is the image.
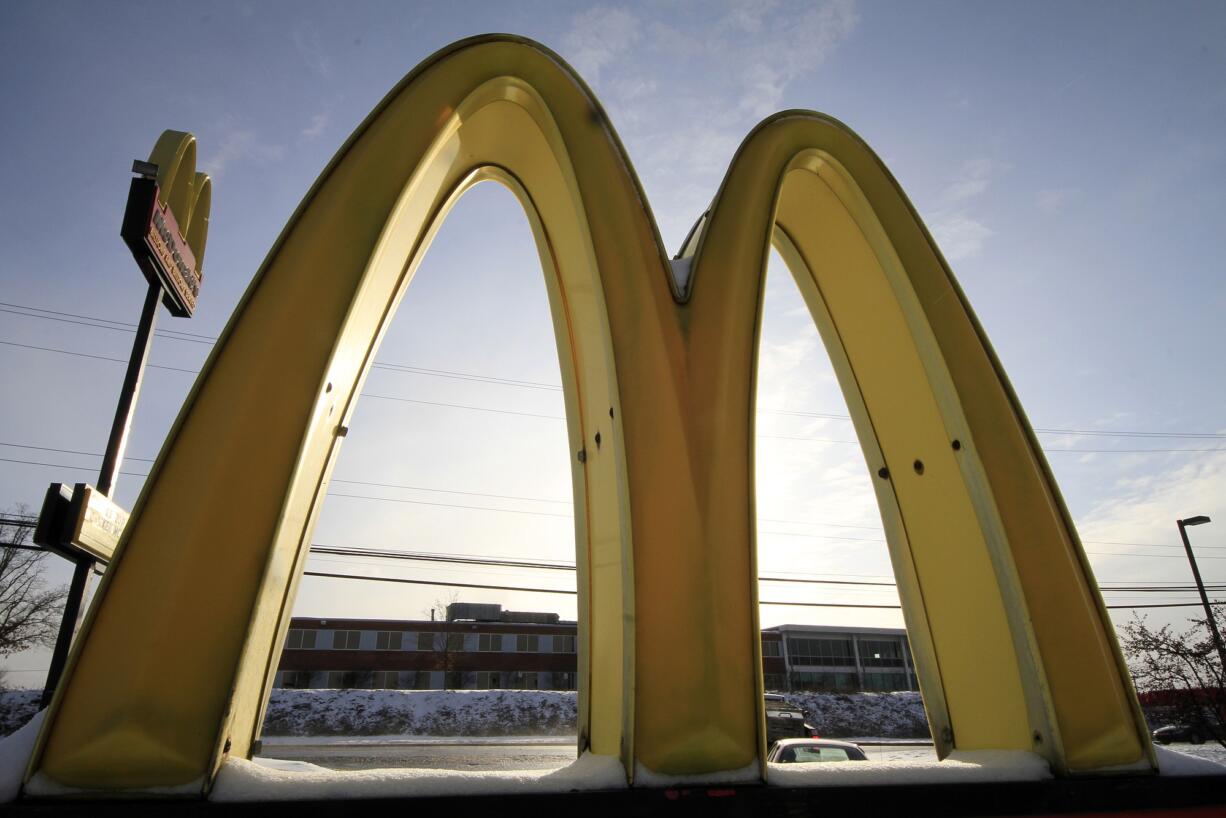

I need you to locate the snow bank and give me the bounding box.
[0,689,929,739]
[211,751,626,801]
[1154,746,1226,776]
[0,691,40,738]
[782,691,929,738]
[767,750,1052,786]
[0,710,43,802]
[261,689,577,736]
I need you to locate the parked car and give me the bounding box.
[765,694,820,744]
[767,738,869,763]
[1152,723,1207,745]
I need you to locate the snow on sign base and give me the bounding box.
[211,752,626,802]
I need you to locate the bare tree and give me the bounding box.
[424,594,463,691]
[0,507,67,659]
[1120,607,1226,748]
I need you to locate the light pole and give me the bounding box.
[1176,516,1226,675]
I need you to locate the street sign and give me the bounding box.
[34,482,128,564]
[121,176,201,316]
[66,484,128,563]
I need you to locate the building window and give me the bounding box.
[859,639,905,668]
[445,671,467,689]
[278,670,314,689]
[763,673,786,691]
[761,639,782,658]
[375,631,404,651]
[412,671,433,690]
[478,633,503,652]
[551,635,575,653]
[416,632,435,651]
[326,670,372,689]
[790,671,858,692]
[517,672,539,690]
[787,637,855,667]
[862,672,908,692]
[285,629,318,650]
[332,630,361,650]
[552,671,576,691]
[516,634,540,653]
[476,671,504,689]
[371,670,401,689]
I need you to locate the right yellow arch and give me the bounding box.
[26,36,1152,797]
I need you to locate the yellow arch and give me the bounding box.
[26,36,1152,795]
[147,130,211,266]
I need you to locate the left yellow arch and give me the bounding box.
[148,129,212,267]
[26,35,1152,797]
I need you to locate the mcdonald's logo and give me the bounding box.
[120,130,212,317]
[25,35,1154,796]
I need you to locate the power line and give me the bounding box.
[299,569,1224,610]
[4,452,1225,557]
[306,545,1225,592]
[0,340,198,374]
[6,338,1224,454]
[3,305,1223,442]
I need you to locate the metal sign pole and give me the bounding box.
[41,281,162,707]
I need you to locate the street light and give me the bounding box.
[1176,515,1226,674]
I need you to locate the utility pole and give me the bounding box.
[1176,516,1226,675]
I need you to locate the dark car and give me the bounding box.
[767,738,869,763]
[1152,723,1207,745]
[765,694,820,744]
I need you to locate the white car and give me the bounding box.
[767,738,869,763]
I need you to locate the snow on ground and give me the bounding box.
[783,691,929,738]
[261,689,577,736]
[1,689,925,739]
[0,710,42,802]
[212,751,626,801]
[0,691,40,737]
[1154,745,1226,776]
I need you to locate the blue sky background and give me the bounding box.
[1,0,1224,686]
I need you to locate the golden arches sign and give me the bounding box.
[27,36,1152,795]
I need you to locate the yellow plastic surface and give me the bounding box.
[147,130,211,268]
[27,36,1152,795]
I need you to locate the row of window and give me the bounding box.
[284,628,578,654]
[785,636,911,669]
[787,670,916,693]
[275,669,578,691]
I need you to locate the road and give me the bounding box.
[257,739,937,771]
[259,740,580,771]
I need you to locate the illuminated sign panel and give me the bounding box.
[121,177,202,316]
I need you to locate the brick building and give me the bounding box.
[274,602,916,694]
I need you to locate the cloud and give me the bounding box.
[1074,451,1226,618]
[929,213,993,262]
[301,112,329,140]
[557,1,860,249]
[291,22,333,79]
[560,6,642,82]
[1036,187,1077,214]
[201,126,285,177]
[924,158,1003,261]
[941,158,1002,205]
[733,0,859,118]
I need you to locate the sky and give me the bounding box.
[1,0,1224,687]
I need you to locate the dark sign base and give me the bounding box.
[6,775,1225,816]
